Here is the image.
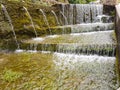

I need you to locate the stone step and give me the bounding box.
[19,30,116,56]
[49,23,114,35]
[25,30,115,45]
[20,43,116,57]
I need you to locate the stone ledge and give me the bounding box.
[102,0,117,5]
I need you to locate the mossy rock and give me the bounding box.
[0,1,59,39]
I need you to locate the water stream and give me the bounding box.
[0,3,119,90]
[23,6,38,37]
[39,9,52,34]
[60,4,103,24]
[60,11,68,25]
[53,53,118,90]
[1,4,20,49]
[51,10,60,25]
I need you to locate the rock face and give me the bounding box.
[0,1,62,50]
[101,0,117,5]
[0,1,60,39]
[117,87,120,90]
[115,5,120,79]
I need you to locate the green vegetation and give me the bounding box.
[111,31,117,43]
[0,53,54,89]
[0,1,57,38]
[2,68,23,82]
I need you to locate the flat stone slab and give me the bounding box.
[25,30,115,45]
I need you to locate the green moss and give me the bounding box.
[0,39,18,50]
[1,68,23,82]
[0,1,58,39]
[0,53,55,89]
[111,31,117,43]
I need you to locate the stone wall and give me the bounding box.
[101,0,117,5]
[115,4,120,76]
[0,1,60,39]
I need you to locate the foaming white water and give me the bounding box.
[56,23,114,34]
[40,51,51,54]
[27,50,37,53]
[15,49,25,53]
[46,35,58,38]
[77,22,113,27]
[15,50,38,53]
[70,30,114,36]
[32,37,44,41]
[54,52,115,69]
[53,52,118,90]
[32,35,58,41]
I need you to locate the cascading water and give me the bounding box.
[1,4,20,49]
[39,9,51,34]
[0,2,119,90]
[23,6,38,37]
[60,4,103,24]
[53,53,118,90]
[56,44,116,56]
[68,4,74,24]
[51,10,60,25]
[70,23,114,33]
[60,11,68,25]
[60,11,69,34]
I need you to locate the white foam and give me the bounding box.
[15,49,24,53]
[27,50,37,53]
[46,35,58,38]
[53,52,117,89]
[32,37,44,41]
[70,30,113,36]
[40,51,51,54]
[54,52,115,62]
[53,52,115,69]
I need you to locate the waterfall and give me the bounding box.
[0,2,118,90]
[76,4,103,23]
[68,4,74,24]
[53,53,117,89]
[60,11,68,25]
[23,7,38,37]
[28,29,116,57]
[56,44,116,57]
[51,10,60,25]
[61,4,103,24]
[70,23,114,33]
[39,9,51,34]
[76,4,84,23]
[1,4,20,49]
